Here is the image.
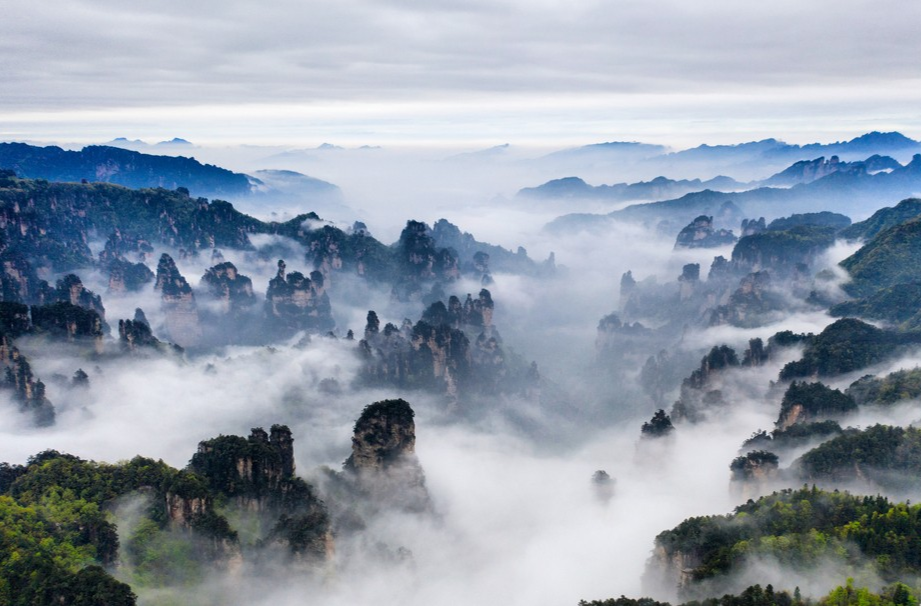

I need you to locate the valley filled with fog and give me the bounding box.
[3,133,921,605]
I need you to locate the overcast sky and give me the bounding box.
[2,0,920,147]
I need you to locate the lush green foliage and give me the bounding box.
[777,382,857,424]
[743,422,843,451]
[656,487,921,589]
[840,198,921,243]
[840,216,921,298]
[642,409,675,437]
[730,451,779,477]
[0,494,135,605]
[779,320,912,380]
[580,581,919,606]
[829,283,921,327]
[0,142,251,197]
[847,369,921,406]
[732,225,837,274]
[796,425,921,491]
[767,212,851,232]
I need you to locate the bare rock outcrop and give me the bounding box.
[264,259,334,337]
[200,261,256,315]
[674,215,737,249]
[155,253,202,347]
[729,450,780,500]
[343,399,432,514]
[189,425,332,562]
[1,340,55,426]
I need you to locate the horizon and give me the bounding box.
[4,127,921,157]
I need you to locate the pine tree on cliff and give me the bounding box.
[641,409,674,438]
[364,310,380,340]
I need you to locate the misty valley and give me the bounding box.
[6,133,921,606]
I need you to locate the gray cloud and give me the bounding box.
[2,0,921,146]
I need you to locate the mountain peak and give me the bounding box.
[846,131,918,149]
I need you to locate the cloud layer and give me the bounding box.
[3,0,921,145]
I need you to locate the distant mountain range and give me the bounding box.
[520,149,912,204]
[107,137,194,149]
[528,131,921,184]
[518,174,745,202]
[545,153,921,234]
[0,143,340,203]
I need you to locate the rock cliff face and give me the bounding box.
[264,260,334,337]
[30,302,106,348]
[118,309,176,355]
[190,425,332,561]
[392,220,461,301]
[54,274,106,319]
[731,225,836,277]
[775,381,857,430]
[155,253,202,348]
[99,231,154,293]
[160,470,242,569]
[595,313,654,358]
[678,263,700,301]
[200,261,256,315]
[358,288,525,401]
[106,258,155,293]
[644,544,702,598]
[430,218,544,279]
[0,301,30,337]
[0,341,55,426]
[674,215,737,249]
[671,345,739,423]
[708,271,784,328]
[409,321,469,399]
[0,251,52,305]
[740,217,765,236]
[729,450,779,500]
[343,399,431,514]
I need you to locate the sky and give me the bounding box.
[2,0,921,148]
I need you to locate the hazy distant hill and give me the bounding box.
[760,154,901,187]
[840,213,921,298]
[632,131,921,182]
[546,154,921,232]
[540,141,668,163]
[0,142,252,198]
[839,198,921,242]
[520,136,917,204]
[517,174,743,202]
[665,131,921,167]
[251,169,342,200]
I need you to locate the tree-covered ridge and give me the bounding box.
[0,452,181,606]
[776,382,857,428]
[829,282,921,328]
[794,425,921,492]
[840,215,921,299]
[742,421,843,452]
[0,176,540,310]
[779,319,916,380]
[839,198,921,243]
[0,495,136,606]
[0,142,252,198]
[0,177,261,275]
[0,424,336,603]
[358,291,539,401]
[653,487,921,597]
[765,211,851,232]
[846,368,921,406]
[731,225,837,275]
[581,580,919,606]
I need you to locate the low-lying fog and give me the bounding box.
[5,141,921,605]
